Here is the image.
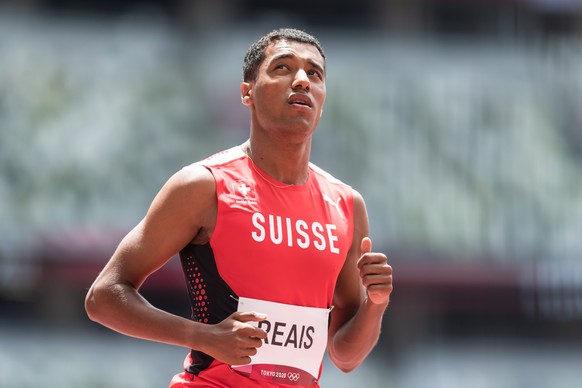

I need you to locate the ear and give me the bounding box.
[241,82,253,106]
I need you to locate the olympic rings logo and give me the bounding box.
[287,372,300,382]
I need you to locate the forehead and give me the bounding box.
[263,40,325,68]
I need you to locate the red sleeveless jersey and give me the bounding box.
[174,146,354,387]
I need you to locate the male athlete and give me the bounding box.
[85,28,393,387]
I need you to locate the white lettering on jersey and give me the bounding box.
[251,212,340,254]
[269,214,283,245]
[326,224,339,254]
[251,212,266,241]
[296,220,309,249]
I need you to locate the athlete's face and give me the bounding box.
[241,40,326,141]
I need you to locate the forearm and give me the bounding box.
[328,298,388,373]
[85,281,199,350]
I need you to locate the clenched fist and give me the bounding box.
[204,311,268,366]
[357,237,392,306]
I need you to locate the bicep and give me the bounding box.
[328,190,369,337]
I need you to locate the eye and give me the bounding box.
[308,69,323,79]
[274,63,290,71]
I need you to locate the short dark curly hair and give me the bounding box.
[242,28,326,82]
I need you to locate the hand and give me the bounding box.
[357,237,392,306]
[203,311,268,366]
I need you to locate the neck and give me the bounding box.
[243,138,310,186]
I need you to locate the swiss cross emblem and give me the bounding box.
[231,180,256,202]
[238,182,251,197]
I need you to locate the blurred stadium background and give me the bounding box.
[1,0,582,387]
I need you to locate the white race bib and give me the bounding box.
[232,297,330,386]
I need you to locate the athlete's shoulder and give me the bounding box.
[308,162,351,188]
[168,163,215,193]
[196,146,246,168]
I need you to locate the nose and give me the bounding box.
[292,69,310,91]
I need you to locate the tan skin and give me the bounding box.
[85,39,393,374]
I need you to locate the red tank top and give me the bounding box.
[177,146,354,385]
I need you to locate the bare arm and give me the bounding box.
[85,164,266,365]
[327,190,393,373]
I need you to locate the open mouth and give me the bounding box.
[288,95,312,108]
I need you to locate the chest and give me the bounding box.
[209,172,352,307]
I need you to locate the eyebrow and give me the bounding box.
[270,53,325,76]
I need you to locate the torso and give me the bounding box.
[178,145,354,381]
